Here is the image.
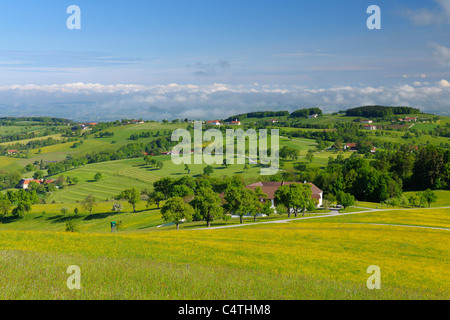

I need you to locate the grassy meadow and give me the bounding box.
[0,206,449,299]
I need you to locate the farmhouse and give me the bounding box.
[72,124,88,131]
[363,125,377,130]
[343,143,358,151]
[18,178,54,189]
[245,181,323,208]
[360,119,373,124]
[6,149,20,155]
[206,120,221,126]
[227,119,241,125]
[398,117,418,122]
[309,114,319,119]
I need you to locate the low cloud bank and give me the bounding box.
[0,81,448,121]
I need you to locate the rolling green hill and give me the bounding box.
[0,116,449,300]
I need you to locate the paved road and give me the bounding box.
[190,206,450,231]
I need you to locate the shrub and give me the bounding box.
[65,220,78,233]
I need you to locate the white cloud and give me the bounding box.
[430,42,450,67]
[407,0,450,25]
[438,79,450,87]
[0,82,449,121]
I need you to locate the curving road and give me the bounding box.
[190,206,450,231]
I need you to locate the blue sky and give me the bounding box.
[0,0,449,120]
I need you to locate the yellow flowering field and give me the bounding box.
[301,208,450,229]
[0,211,448,299]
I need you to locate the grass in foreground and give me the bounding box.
[0,208,449,300]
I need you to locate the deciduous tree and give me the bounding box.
[118,187,141,212]
[190,187,223,227]
[161,197,194,230]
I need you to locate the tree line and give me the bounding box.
[284,144,449,204]
[45,137,176,177]
[345,106,421,118]
[127,175,318,229]
[0,137,67,153]
[289,108,323,118]
[0,189,39,219]
[0,117,71,125]
[224,111,289,122]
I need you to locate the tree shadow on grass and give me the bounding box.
[0,215,21,224]
[46,215,78,224]
[83,211,119,221]
[134,208,158,213]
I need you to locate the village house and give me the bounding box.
[206,120,221,126]
[309,114,319,119]
[363,124,377,130]
[6,149,20,155]
[245,181,323,209]
[270,119,278,124]
[73,123,98,131]
[72,124,87,131]
[227,120,241,125]
[160,150,193,156]
[343,143,358,151]
[17,178,54,190]
[360,119,373,124]
[398,117,418,122]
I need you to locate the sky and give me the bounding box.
[0,0,449,121]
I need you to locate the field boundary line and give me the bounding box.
[339,222,450,231]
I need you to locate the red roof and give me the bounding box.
[21,178,54,185]
[245,181,322,200]
[22,179,41,185]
